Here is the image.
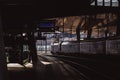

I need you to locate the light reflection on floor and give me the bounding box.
[40,61,53,65]
[7,63,33,70]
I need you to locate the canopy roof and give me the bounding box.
[0,0,119,33]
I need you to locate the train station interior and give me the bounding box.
[0,0,120,80]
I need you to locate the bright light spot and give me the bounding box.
[105,0,110,2]
[98,0,103,2]
[55,31,61,33]
[7,63,24,68]
[25,63,33,68]
[22,33,26,36]
[40,61,53,65]
[53,43,59,45]
[62,42,69,45]
[112,0,118,2]
[80,39,84,40]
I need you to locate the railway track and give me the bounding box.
[38,55,89,80]
[47,55,120,80]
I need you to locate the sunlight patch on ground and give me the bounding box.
[24,63,33,68]
[7,63,33,70]
[7,63,24,68]
[40,61,53,65]
[7,63,24,71]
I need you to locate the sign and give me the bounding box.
[38,20,56,32]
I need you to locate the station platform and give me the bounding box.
[7,53,120,80]
[8,55,83,80]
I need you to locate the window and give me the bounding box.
[91,0,119,7]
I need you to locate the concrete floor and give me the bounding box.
[8,55,83,80]
[7,53,120,80]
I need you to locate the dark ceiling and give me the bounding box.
[0,0,119,33]
[0,0,90,32]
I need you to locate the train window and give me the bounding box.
[90,0,119,7]
[112,0,119,6]
[98,0,103,6]
[105,0,111,6]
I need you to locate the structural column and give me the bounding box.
[0,9,8,80]
[76,27,80,41]
[76,26,80,53]
[28,31,38,67]
[116,0,120,36]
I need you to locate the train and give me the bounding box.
[51,38,120,55]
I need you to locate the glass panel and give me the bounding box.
[105,0,110,6]
[90,0,119,7]
[91,1,95,5]
[112,0,119,7]
[98,0,103,6]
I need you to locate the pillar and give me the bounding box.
[0,9,8,80]
[116,0,120,36]
[76,26,80,41]
[28,29,38,67]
